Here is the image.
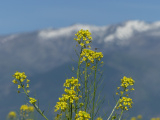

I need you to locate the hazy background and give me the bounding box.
[1,1,160,120]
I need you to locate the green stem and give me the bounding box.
[71,102,72,120]
[107,99,120,120]
[20,82,48,120]
[91,60,98,120]
[118,110,124,120]
[84,61,88,112]
[76,47,82,114]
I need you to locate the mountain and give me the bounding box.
[1,20,160,119]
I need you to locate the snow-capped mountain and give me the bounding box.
[1,20,160,119]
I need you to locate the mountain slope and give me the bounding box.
[1,20,160,119]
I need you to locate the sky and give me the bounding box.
[0,0,160,35]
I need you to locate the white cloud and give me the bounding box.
[38,24,107,40]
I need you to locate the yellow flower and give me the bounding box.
[27,90,30,93]
[20,105,28,111]
[96,117,103,120]
[137,115,142,119]
[80,49,103,64]
[26,84,29,88]
[117,87,120,90]
[29,97,37,104]
[12,79,18,84]
[20,78,25,82]
[28,106,34,112]
[80,43,84,47]
[18,85,21,89]
[75,110,91,120]
[74,29,93,48]
[125,89,129,92]
[8,111,16,119]
[131,117,136,120]
[120,91,123,95]
[26,79,30,83]
[121,76,135,88]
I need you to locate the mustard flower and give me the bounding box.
[55,77,82,113]
[26,79,30,83]
[130,117,136,120]
[20,104,28,111]
[151,118,160,120]
[116,76,135,110]
[121,76,135,88]
[116,97,133,111]
[20,104,34,112]
[74,29,93,48]
[29,97,37,104]
[20,78,25,82]
[80,49,103,64]
[55,113,62,120]
[54,101,68,112]
[12,71,27,81]
[12,79,18,84]
[137,115,142,119]
[28,106,34,112]
[75,110,91,120]
[117,87,120,90]
[26,84,29,88]
[96,117,103,120]
[12,71,31,95]
[18,85,21,89]
[8,111,16,119]
[27,90,30,93]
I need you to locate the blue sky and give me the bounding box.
[0,0,160,35]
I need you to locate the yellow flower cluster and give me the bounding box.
[8,111,16,119]
[63,77,81,89]
[116,76,135,97]
[121,76,135,88]
[116,97,133,111]
[75,110,91,120]
[20,104,34,112]
[54,101,68,112]
[12,71,30,93]
[74,29,93,48]
[96,117,103,120]
[130,117,136,120]
[151,118,160,120]
[130,115,142,120]
[29,97,37,104]
[19,104,34,119]
[116,76,135,111]
[12,71,36,106]
[80,49,103,65]
[55,113,62,120]
[54,77,82,112]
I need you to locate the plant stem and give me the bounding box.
[84,61,88,112]
[118,110,124,120]
[91,60,98,120]
[21,82,48,120]
[76,47,82,114]
[107,99,120,120]
[71,101,72,120]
